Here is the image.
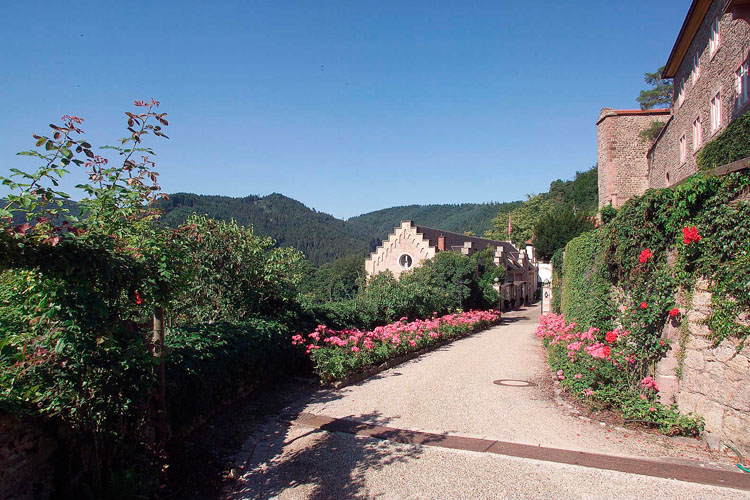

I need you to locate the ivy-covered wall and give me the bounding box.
[555,169,750,445]
[696,112,750,171]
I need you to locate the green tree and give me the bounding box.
[636,66,674,110]
[300,253,366,303]
[532,205,595,261]
[489,194,552,247]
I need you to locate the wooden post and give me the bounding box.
[153,306,168,445]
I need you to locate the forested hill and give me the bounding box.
[156,193,516,266]
[158,193,375,266]
[346,201,521,241]
[5,167,594,266]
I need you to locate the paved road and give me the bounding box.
[229,306,750,499]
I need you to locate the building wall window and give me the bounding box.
[709,15,720,56]
[693,116,702,150]
[737,58,749,108]
[398,253,413,269]
[677,78,686,107]
[711,92,722,132]
[692,51,700,83]
[679,133,687,164]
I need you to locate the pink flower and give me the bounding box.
[557,369,564,376]
[574,373,582,379]
[584,389,595,396]
[585,343,611,360]
[649,406,656,413]
[639,248,652,264]
[640,394,647,400]
[351,346,360,353]
[640,376,659,392]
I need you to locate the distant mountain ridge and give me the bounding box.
[157,193,515,265]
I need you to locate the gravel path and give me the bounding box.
[229,306,747,499]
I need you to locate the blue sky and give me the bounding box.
[1,1,690,219]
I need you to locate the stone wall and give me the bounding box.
[649,1,750,189]
[655,279,750,449]
[596,109,671,208]
[0,414,57,500]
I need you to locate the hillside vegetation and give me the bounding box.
[157,193,520,265]
[487,165,598,253]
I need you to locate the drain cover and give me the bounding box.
[493,379,536,387]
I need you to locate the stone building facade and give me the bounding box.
[365,221,538,308]
[597,109,671,207]
[597,0,750,208]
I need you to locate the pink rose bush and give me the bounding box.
[294,310,501,382]
[537,314,629,394]
[537,313,703,435]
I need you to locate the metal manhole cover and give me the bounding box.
[493,379,536,387]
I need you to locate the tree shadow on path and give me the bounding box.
[230,410,447,500]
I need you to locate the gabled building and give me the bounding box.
[598,0,750,208]
[365,220,538,308]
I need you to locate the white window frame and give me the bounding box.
[710,92,722,132]
[709,16,720,56]
[737,59,749,108]
[677,78,686,107]
[398,253,413,269]
[692,52,700,84]
[679,133,687,164]
[693,116,702,150]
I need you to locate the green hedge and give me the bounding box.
[550,247,564,314]
[561,230,615,332]
[697,111,750,170]
[165,319,298,431]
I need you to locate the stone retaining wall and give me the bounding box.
[0,414,57,500]
[656,279,750,449]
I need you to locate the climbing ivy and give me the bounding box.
[594,170,750,350]
[696,112,750,170]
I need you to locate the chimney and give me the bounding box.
[438,235,445,251]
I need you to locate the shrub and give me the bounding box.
[550,247,565,314]
[165,319,297,431]
[295,310,501,382]
[561,230,616,332]
[169,214,305,326]
[537,314,703,436]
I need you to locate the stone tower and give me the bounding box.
[596,107,671,208]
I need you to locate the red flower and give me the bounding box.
[134,291,143,305]
[682,226,701,244]
[638,249,653,264]
[602,345,611,358]
[605,331,618,343]
[668,307,680,318]
[640,302,648,309]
